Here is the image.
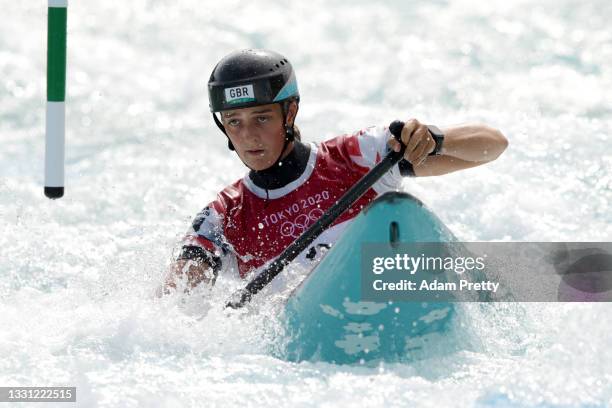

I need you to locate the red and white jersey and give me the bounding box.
[182,125,403,279]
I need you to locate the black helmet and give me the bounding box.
[208,49,299,112]
[208,49,300,152]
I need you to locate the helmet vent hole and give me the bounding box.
[275,63,280,68]
[280,60,285,65]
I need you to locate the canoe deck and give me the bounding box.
[281,192,462,364]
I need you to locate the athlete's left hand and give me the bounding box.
[387,118,436,166]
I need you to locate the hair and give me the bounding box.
[283,98,301,142]
[292,124,301,141]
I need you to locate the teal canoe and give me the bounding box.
[281,191,463,364]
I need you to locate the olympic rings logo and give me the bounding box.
[280,208,325,238]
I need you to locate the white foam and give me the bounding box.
[1,0,611,406]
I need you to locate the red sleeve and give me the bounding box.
[335,125,404,192]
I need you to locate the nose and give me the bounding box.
[241,123,265,141]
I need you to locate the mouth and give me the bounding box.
[245,149,265,156]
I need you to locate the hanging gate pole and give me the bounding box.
[44,0,68,199]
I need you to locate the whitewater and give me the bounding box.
[1,0,611,406]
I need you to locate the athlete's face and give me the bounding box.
[222,103,295,171]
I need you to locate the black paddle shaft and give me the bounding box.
[225,120,407,309]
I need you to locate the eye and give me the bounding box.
[257,116,270,123]
[227,119,240,127]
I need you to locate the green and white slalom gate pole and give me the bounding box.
[44,0,67,199]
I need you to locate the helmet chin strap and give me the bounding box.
[265,123,294,170]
